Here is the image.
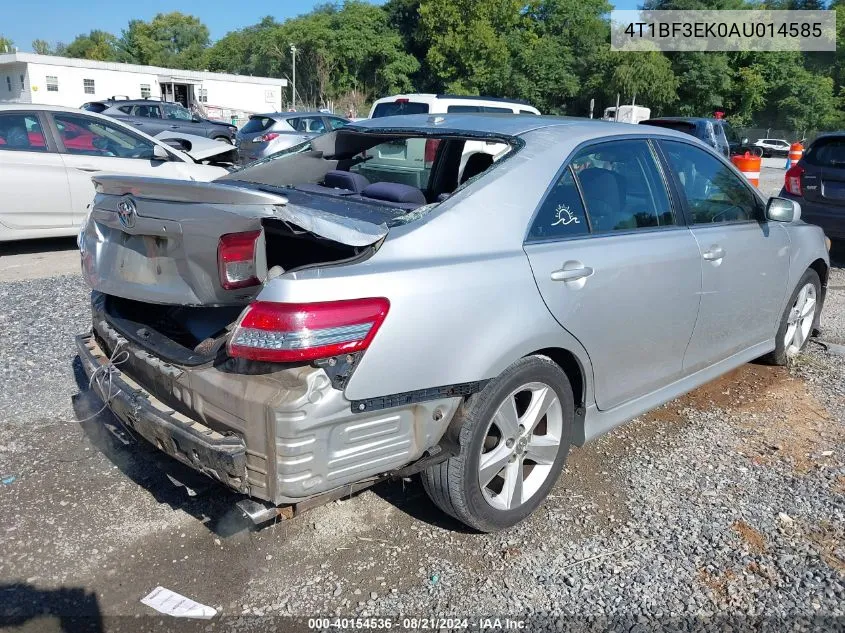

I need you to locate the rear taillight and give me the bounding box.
[228,298,390,362]
[424,139,441,168]
[218,230,261,290]
[785,164,804,196]
[395,98,409,104]
[255,132,279,143]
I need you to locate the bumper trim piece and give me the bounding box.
[75,333,248,492]
[350,380,487,413]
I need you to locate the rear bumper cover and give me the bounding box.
[76,333,249,492]
[76,298,461,505]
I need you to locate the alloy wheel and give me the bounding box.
[478,382,563,511]
[784,282,817,357]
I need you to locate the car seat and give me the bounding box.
[460,153,494,184]
[578,167,629,231]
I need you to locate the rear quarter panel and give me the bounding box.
[257,126,597,404]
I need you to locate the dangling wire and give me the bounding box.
[77,340,130,423]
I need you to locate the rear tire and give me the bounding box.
[422,355,573,532]
[763,268,821,365]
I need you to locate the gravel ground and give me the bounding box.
[0,260,843,632]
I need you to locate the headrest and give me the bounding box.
[361,182,426,205]
[323,169,370,193]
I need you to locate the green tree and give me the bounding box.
[120,12,210,69]
[419,0,522,95]
[63,30,120,61]
[609,50,679,111]
[0,36,13,53]
[32,39,52,55]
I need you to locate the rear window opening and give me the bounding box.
[222,129,517,216]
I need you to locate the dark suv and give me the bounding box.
[780,133,845,243]
[82,99,237,143]
[639,117,757,158]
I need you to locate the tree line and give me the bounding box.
[2,0,843,130]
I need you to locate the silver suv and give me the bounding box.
[77,115,830,532]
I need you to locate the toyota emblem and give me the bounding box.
[117,198,137,229]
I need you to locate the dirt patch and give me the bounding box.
[834,476,845,495]
[805,521,845,574]
[732,520,766,553]
[650,362,842,474]
[698,567,737,604]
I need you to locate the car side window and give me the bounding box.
[570,139,675,233]
[163,104,192,120]
[53,113,156,159]
[327,117,348,130]
[0,112,48,152]
[131,105,161,119]
[527,166,590,241]
[660,140,762,224]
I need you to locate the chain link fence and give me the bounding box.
[739,127,822,145]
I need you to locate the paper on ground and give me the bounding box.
[141,586,216,619]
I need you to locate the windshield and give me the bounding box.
[371,101,429,118]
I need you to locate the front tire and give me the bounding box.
[422,355,573,532]
[764,268,821,365]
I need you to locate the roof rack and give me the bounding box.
[435,94,532,106]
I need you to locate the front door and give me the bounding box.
[657,139,791,373]
[524,139,702,410]
[0,111,74,231]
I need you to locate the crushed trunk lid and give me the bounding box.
[81,175,388,307]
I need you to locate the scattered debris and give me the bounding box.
[429,572,440,585]
[778,512,795,525]
[1,475,16,485]
[141,587,216,619]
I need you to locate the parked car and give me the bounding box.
[0,104,230,241]
[76,114,829,532]
[235,111,350,164]
[640,117,759,158]
[780,132,845,243]
[753,138,791,158]
[361,94,540,188]
[84,99,238,144]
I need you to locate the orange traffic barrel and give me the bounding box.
[786,142,804,169]
[731,151,761,187]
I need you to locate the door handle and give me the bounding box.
[170,125,180,129]
[76,165,101,172]
[702,246,725,261]
[551,266,594,282]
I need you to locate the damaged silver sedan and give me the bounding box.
[77,114,830,532]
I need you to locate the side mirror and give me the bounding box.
[192,113,202,122]
[766,196,801,223]
[152,144,170,161]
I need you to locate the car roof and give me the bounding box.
[0,103,100,113]
[372,93,532,106]
[347,113,696,141]
[252,111,341,119]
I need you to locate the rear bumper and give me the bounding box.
[780,190,845,240]
[76,300,460,505]
[76,333,249,492]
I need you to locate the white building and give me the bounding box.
[0,52,288,124]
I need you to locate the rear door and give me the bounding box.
[127,104,167,136]
[0,111,74,231]
[658,139,790,372]
[524,139,701,410]
[799,136,845,232]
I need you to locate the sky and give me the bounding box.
[3,0,641,52]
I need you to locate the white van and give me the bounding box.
[357,94,540,189]
[368,94,541,118]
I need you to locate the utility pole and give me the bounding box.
[289,44,297,111]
